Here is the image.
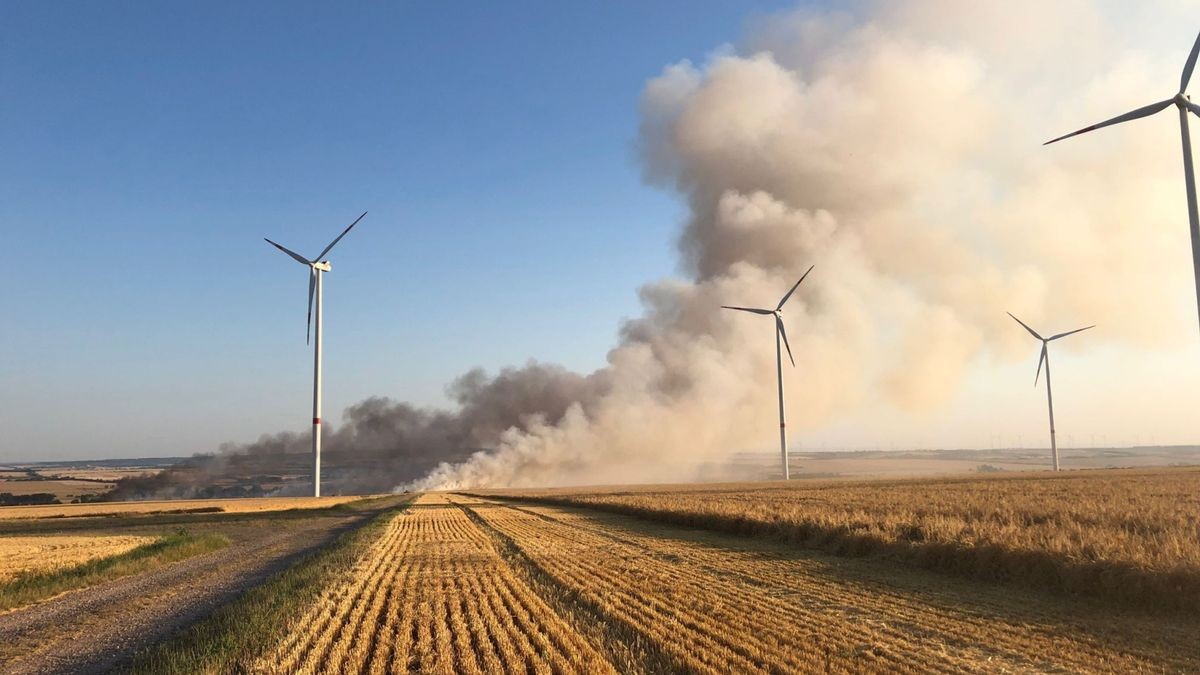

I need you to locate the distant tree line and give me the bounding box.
[0,492,59,506]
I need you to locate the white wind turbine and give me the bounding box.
[722,265,814,480]
[265,212,366,497]
[1007,312,1093,472]
[1045,30,1200,332]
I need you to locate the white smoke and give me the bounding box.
[410,0,1197,489]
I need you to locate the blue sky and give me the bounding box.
[2,1,798,461]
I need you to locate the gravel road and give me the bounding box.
[0,511,371,674]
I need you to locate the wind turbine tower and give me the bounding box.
[265,212,366,497]
[722,266,814,480]
[1007,312,1093,471]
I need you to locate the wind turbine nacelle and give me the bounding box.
[313,261,332,272]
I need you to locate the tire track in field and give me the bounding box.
[456,495,845,674]
[457,494,1199,674]
[255,494,613,674]
[453,499,683,674]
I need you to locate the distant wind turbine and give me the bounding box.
[1007,312,1093,471]
[722,265,814,480]
[265,212,366,497]
[1045,30,1200,332]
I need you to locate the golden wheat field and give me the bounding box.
[0,534,157,581]
[0,495,366,520]
[256,493,612,674]
[477,467,1200,610]
[247,489,1199,673]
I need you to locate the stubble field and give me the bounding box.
[7,469,1197,673]
[236,477,1199,674]
[474,467,1200,610]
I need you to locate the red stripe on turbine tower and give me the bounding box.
[313,418,321,425]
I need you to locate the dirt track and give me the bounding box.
[0,511,369,675]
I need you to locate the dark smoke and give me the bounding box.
[106,361,603,499]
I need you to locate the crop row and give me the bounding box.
[256,493,610,674]
[457,494,1198,673]
[470,467,1200,610]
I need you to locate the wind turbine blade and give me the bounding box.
[265,238,312,266]
[1182,30,1200,94]
[315,211,367,262]
[776,264,815,311]
[1048,324,1095,341]
[776,315,795,367]
[1043,99,1173,145]
[1007,312,1044,340]
[307,269,316,345]
[721,305,774,315]
[1185,99,1200,118]
[1035,344,1047,387]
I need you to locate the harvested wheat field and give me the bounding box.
[475,467,1200,611]
[241,489,1198,674]
[0,477,117,500]
[0,495,366,520]
[0,534,157,581]
[256,493,613,674]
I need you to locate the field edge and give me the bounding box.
[118,495,413,675]
[0,531,230,613]
[461,480,1200,615]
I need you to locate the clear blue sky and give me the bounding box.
[2,1,796,461]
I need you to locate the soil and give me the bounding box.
[0,511,372,674]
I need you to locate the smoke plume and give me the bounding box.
[407,0,1195,489]
[163,0,1191,496]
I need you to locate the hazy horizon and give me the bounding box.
[6,1,1200,480]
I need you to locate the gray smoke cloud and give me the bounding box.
[276,361,607,492]
[108,362,605,499]
[406,0,1196,489]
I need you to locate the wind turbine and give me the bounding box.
[1007,312,1093,471]
[1045,30,1200,332]
[722,265,814,480]
[264,212,366,497]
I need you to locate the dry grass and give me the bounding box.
[472,467,1200,611]
[122,498,413,675]
[0,534,157,582]
[0,531,230,612]
[458,494,1199,673]
[0,495,368,520]
[254,493,611,674]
